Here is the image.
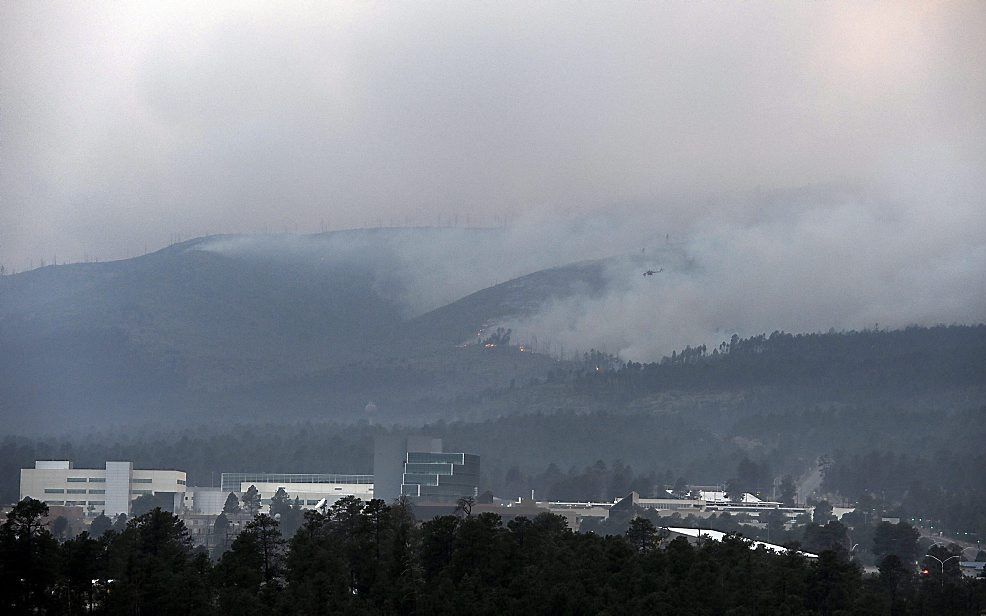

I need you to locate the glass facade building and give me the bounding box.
[401,452,480,501]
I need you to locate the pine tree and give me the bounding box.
[625,517,659,553]
[89,512,113,538]
[242,485,262,517]
[779,475,798,506]
[0,498,60,611]
[222,492,241,514]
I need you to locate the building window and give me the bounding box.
[45,500,64,505]
[88,478,105,483]
[131,490,152,496]
[67,477,88,482]
[89,489,105,494]
[177,479,186,485]
[89,500,105,505]
[66,489,87,494]
[44,488,65,494]
[132,478,153,484]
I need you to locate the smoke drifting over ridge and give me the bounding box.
[2,2,984,362]
[197,179,986,362]
[501,189,986,361]
[3,2,985,274]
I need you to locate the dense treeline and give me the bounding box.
[2,326,982,547]
[0,414,731,504]
[571,325,986,399]
[3,497,985,615]
[2,405,982,540]
[3,403,977,505]
[730,407,986,458]
[0,419,786,508]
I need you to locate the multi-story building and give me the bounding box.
[219,472,374,511]
[401,451,480,501]
[373,435,479,503]
[19,461,187,517]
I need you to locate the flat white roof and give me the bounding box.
[700,491,766,504]
[665,527,818,559]
[35,461,72,469]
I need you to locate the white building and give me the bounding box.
[699,490,771,505]
[183,486,228,515]
[20,461,187,518]
[219,472,374,511]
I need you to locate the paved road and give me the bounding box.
[917,526,981,558]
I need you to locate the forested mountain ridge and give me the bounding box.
[449,325,986,424]
[405,258,609,346]
[572,325,986,400]
[0,221,981,434]
[0,229,617,430]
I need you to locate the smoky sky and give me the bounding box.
[2,2,986,351]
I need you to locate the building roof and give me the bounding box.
[219,472,372,492]
[700,491,769,504]
[665,527,818,559]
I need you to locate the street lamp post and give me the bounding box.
[924,551,962,589]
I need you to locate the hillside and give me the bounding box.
[453,325,986,421]
[406,258,610,345]
[0,229,617,430]
[2,227,982,432]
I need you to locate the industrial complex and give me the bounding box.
[16,436,827,558]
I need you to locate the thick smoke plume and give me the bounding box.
[3,2,985,276]
[3,1,984,361]
[502,186,986,361]
[200,178,986,363]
